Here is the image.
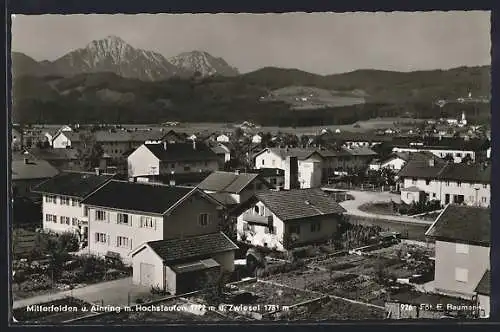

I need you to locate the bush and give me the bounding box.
[258,260,306,277]
[58,232,80,252]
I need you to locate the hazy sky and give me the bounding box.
[11,12,491,74]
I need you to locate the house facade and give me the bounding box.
[82,181,225,264]
[216,134,230,143]
[398,159,490,207]
[31,171,115,246]
[234,189,346,251]
[425,205,490,316]
[127,142,220,178]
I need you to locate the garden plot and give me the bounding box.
[289,297,386,320]
[236,280,319,307]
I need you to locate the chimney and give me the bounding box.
[284,156,299,190]
[163,141,167,151]
[192,140,196,150]
[95,167,101,176]
[428,159,435,167]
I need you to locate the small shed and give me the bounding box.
[130,232,238,294]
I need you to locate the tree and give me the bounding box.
[443,154,454,162]
[76,131,104,171]
[233,127,244,141]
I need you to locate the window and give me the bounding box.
[457,182,462,187]
[456,243,469,254]
[254,206,260,215]
[60,197,70,205]
[271,178,277,185]
[261,160,264,165]
[432,193,436,198]
[445,181,450,186]
[455,267,468,283]
[289,225,301,235]
[482,197,487,203]
[45,195,56,203]
[269,226,277,235]
[116,236,129,248]
[310,223,321,232]
[456,153,462,157]
[411,178,417,185]
[72,218,78,226]
[46,214,57,222]
[199,213,209,226]
[95,233,107,244]
[96,210,106,221]
[71,199,78,206]
[425,180,431,185]
[117,213,129,225]
[78,202,82,207]
[60,216,65,224]
[483,184,488,189]
[407,193,411,199]
[84,207,89,217]
[140,216,154,228]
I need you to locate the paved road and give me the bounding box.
[336,190,433,225]
[13,277,150,309]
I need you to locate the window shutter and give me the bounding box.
[129,215,133,227]
[107,212,110,223]
[154,219,157,230]
[107,235,110,245]
[130,239,133,250]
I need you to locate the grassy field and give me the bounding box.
[30,117,425,136]
[263,86,366,110]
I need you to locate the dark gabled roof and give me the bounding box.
[132,172,212,186]
[32,171,114,198]
[211,144,231,155]
[397,159,448,179]
[82,180,197,214]
[208,193,239,206]
[12,158,60,181]
[143,232,238,264]
[425,205,490,246]
[474,270,491,295]
[197,171,260,193]
[253,168,285,178]
[144,142,219,162]
[437,163,491,183]
[255,188,346,221]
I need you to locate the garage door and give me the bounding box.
[139,263,155,286]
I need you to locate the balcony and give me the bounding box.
[242,212,273,225]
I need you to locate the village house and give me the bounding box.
[130,232,238,294]
[369,151,437,172]
[216,134,230,143]
[425,205,490,318]
[197,171,271,209]
[234,188,346,251]
[52,130,166,159]
[398,159,490,207]
[391,137,489,163]
[24,148,80,171]
[12,154,60,199]
[210,143,231,165]
[127,141,220,180]
[81,180,226,265]
[252,168,285,189]
[31,170,115,245]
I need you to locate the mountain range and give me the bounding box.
[11,35,240,80]
[10,35,490,126]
